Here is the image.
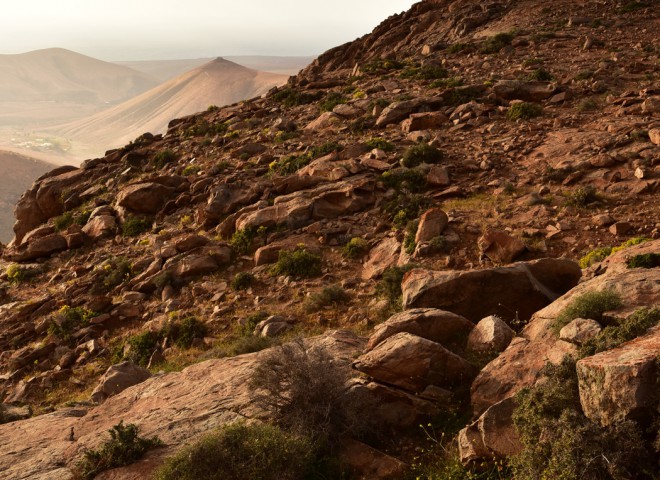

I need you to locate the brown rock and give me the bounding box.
[117,183,175,214]
[641,96,660,115]
[4,233,68,262]
[304,112,342,131]
[649,128,660,145]
[402,258,582,323]
[164,254,220,280]
[340,439,408,480]
[352,332,478,393]
[401,112,448,133]
[254,235,319,266]
[467,315,515,353]
[90,362,151,404]
[415,208,448,244]
[361,237,401,280]
[82,215,117,240]
[493,80,555,102]
[366,308,474,351]
[426,165,450,187]
[478,230,526,264]
[577,326,659,426]
[172,234,209,252]
[609,222,633,236]
[559,318,602,345]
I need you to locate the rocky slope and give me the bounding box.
[0,0,658,478]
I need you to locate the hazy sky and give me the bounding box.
[0,0,417,60]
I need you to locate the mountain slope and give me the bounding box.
[60,58,288,152]
[0,48,158,105]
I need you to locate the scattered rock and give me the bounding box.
[415,208,449,244]
[478,230,526,264]
[559,318,602,345]
[467,316,515,354]
[90,362,151,404]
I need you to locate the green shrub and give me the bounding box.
[152,149,178,169]
[154,422,315,480]
[365,137,395,152]
[401,64,448,80]
[579,238,651,268]
[182,165,201,176]
[376,264,417,315]
[342,237,369,259]
[310,141,342,158]
[161,316,208,349]
[402,143,443,168]
[73,422,162,480]
[124,331,161,366]
[53,211,74,231]
[362,58,405,73]
[506,102,543,121]
[404,220,419,254]
[380,168,427,193]
[348,115,375,134]
[269,154,310,175]
[272,87,321,107]
[627,253,660,269]
[230,228,256,255]
[6,264,26,284]
[304,285,350,312]
[481,32,515,53]
[512,359,654,480]
[99,257,134,291]
[579,307,660,357]
[383,191,432,229]
[430,77,464,89]
[237,311,269,337]
[271,247,322,278]
[184,119,228,138]
[319,92,346,112]
[527,68,554,81]
[564,186,600,207]
[231,271,255,290]
[48,306,95,343]
[577,98,599,112]
[553,290,623,333]
[448,42,472,53]
[122,215,152,237]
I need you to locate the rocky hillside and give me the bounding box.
[0,0,658,478]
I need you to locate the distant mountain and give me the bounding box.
[0,150,55,242]
[60,58,288,153]
[117,56,315,82]
[0,48,158,106]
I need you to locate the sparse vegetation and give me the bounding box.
[404,220,419,255]
[182,165,201,176]
[401,64,448,80]
[184,119,228,138]
[319,92,346,112]
[376,264,417,316]
[579,237,651,268]
[271,247,322,278]
[6,263,27,284]
[430,77,464,89]
[579,307,660,357]
[73,422,162,480]
[230,228,256,255]
[123,330,160,366]
[564,186,600,207]
[48,306,95,344]
[577,98,599,112]
[121,215,152,237]
[231,271,255,290]
[402,143,443,168]
[553,290,623,333]
[617,1,651,14]
[272,87,321,107]
[161,316,208,349]
[342,237,369,259]
[506,102,543,121]
[627,253,660,269]
[365,137,395,152]
[303,285,350,312]
[526,68,554,81]
[98,257,134,292]
[481,32,515,54]
[380,168,427,193]
[152,149,178,169]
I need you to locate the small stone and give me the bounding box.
[609,222,632,236]
[559,318,602,345]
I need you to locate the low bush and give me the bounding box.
[319,92,346,112]
[627,253,660,269]
[184,120,228,138]
[430,77,464,89]
[6,264,26,284]
[121,215,152,237]
[553,290,622,333]
[53,211,74,231]
[182,165,201,176]
[579,237,651,268]
[272,87,321,107]
[230,228,255,255]
[124,331,160,366]
[48,306,95,344]
[526,68,554,81]
[152,149,178,169]
[73,422,162,480]
[384,192,433,229]
[401,64,448,80]
[99,257,134,291]
[480,32,515,53]
[220,335,275,357]
[404,220,419,254]
[342,237,369,259]
[271,247,322,278]
[380,168,427,193]
[376,264,417,315]
[511,359,655,480]
[564,186,600,207]
[506,102,543,121]
[365,137,395,152]
[304,285,350,312]
[402,143,443,168]
[231,271,255,290]
[161,316,208,349]
[154,422,315,480]
[579,307,660,357]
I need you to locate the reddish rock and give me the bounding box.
[340,439,408,480]
[426,165,450,187]
[117,183,175,214]
[353,332,478,393]
[467,315,515,353]
[493,80,555,102]
[366,308,474,352]
[609,222,633,236]
[401,112,448,132]
[4,233,68,262]
[649,128,660,145]
[91,362,151,404]
[478,230,526,264]
[82,215,117,240]
[304,112,341,130]
[361,236,401,280]
[415,208,449,244]
[577,326,659,426]
[559,318,602,345]
[402,258,582,323]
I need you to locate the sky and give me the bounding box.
[0,0,418,61]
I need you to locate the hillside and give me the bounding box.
[59,58,288,154]
[0,1,658,479]
[0,151,55,243]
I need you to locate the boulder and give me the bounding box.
[164,254,220,280]
[117,183,175,214]
[366,308,474,352]
[467,316,515,354]
[82,215,117,240]
[172,234,209,252]
[426,165,450,187]
[492,80,555,102]
[458,397,522,465]
[254,235,319,266]
[90,362,151,404]
[478,230,526,264]
[577,326,659,426]
[4,233,68,262]
[641,96,660,115]
[201,182,261,227]
[375,97,445,127]
[559,318,602,345]
[401,112,448,132]
[649,128,660,146]
[353,332,477,393]
[402,258,582,323]
[361,237,401,280]
[304,112,342,130]
[415,208,448,244]
[340,439,408,480]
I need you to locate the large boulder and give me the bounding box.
[117,183,175,214]
[415,208,448,244]
[91,362,151,404]
[401,112,449,132]
[361,236,401,280]
[82,215,117,240]
[478,230,526,264]
[3,233,68,262]
[353,332,477,393]
[366,308,474,352]
[402,258,582,323]
[577,325,659,427]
